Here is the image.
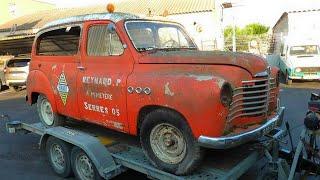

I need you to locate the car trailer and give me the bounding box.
[5,121,288,180]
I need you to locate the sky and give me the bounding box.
[39,0,320,28]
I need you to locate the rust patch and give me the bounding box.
[164,82,174,96]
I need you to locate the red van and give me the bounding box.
[27,12,284,175]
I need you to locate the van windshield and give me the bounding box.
[7,59,30,67]
[125,21,197,52]
[289,45,320,56]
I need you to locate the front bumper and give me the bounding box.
[198,107,285,149]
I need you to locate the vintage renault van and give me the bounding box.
[27,12,284,175]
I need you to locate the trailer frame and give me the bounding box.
[6,120,287,180]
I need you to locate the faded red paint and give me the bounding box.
[27,18,280,142]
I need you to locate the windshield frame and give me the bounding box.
[124,19,198,52]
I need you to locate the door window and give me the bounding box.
[87,25,124,56]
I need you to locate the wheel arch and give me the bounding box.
[27,70,57,112]
[136,105,191,136]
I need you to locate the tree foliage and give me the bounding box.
[224,23,269,38]
[224,23,270,52]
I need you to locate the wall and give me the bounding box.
[272,14,288,54]
[167,11,223,51]
[0,0,55,25]
[288,11,320,39]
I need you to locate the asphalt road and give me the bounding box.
[0,81,319,179]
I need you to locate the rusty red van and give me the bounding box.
[27,12,284,175]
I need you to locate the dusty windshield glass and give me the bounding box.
[125,21,197,51]
[289,45,320,56]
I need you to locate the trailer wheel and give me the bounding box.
[71,147,102,180]
[46,137,73,178]
[140,109,203,175]
[37,94,64,127]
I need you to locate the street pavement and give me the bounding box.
[0,81,319,179]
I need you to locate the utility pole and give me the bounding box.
[232,16,236,52]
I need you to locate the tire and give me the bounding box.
[0,81,2,91]
[46,136,73,178]
[9,86,20,92]
[285,71,292,85]
[71,147,102,180]
[140,109,203,175]
[37,94,64,127]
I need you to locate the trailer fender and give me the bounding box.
[39,126,123,179]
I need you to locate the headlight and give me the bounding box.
[220,83,233,107]
[295,67,302,73]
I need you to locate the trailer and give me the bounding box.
[5,120,287,180]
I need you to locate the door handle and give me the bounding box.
[77,66,86,71]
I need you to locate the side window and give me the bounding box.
[87,25,124,56]
[37,26,81,56]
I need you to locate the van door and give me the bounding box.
[35,26,82,119]
[77,21,134,132]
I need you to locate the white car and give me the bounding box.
[4,56,30,91]
[279,41,320,84]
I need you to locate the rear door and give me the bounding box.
[77,21,134,132]
[34,26,82,119]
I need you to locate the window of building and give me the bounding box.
[37,26,81,56]
[87,25,124,56]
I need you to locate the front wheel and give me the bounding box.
[140,109,203,175]
[285,71,292,85]
[37,94,64,127]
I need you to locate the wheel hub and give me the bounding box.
[76,154,94,180]
[41,99,54,126]
[50,144,65,171]
[150,123,186,164]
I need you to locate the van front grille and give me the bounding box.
[227,77,276,122]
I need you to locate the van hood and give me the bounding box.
[288,55,320,68]
[138,51,268,76]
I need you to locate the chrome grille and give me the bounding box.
[300,67,320,73]
[227,77,277,122]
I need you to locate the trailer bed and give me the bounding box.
[6,121,275,180]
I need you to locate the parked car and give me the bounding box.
[5,56,30,91]
[0,56,13,91]
[27,12,284,175]
[279,39,320,84]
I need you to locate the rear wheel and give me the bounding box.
[0,81,3,91]
[71,147,102,180]
[140,109,203,175]
[9,86,20,92]
[37,94,64,127]
[46,137,73,178]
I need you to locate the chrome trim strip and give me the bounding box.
[232,89,268,97]
[198,107,285,149]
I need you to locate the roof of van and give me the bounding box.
[41,12,139,30]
